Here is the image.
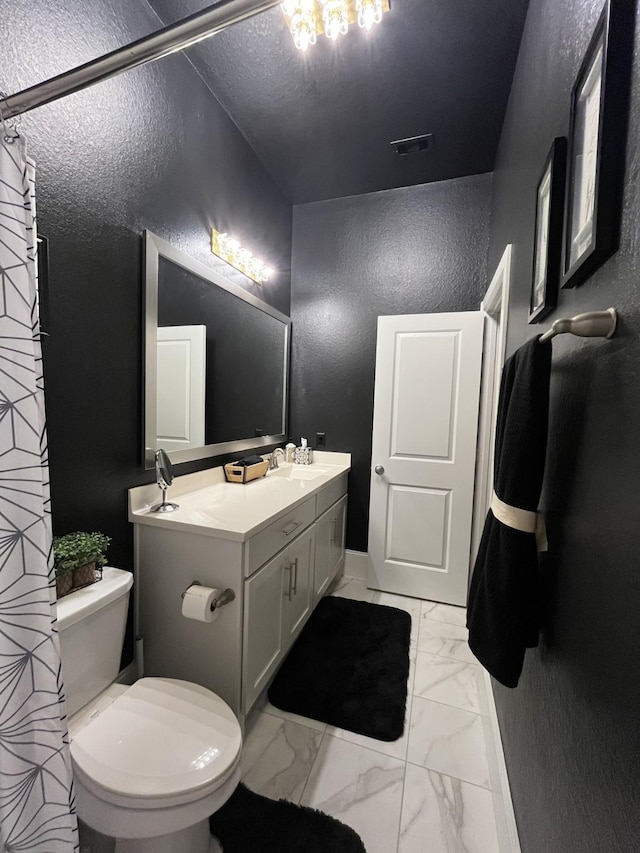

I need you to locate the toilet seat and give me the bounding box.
[70,677,242,809]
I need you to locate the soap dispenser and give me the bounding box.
[285,440,296,463]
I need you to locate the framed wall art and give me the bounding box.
[529,137,566,323]
[562,0,634,289]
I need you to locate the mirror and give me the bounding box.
[151,449,179,513]
[155,448,174,488]
[144,231,290,469]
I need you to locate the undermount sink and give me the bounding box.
[269,465,330,481]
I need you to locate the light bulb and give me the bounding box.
[322,1,348,41]
[290,7,317,51]
[357,0,383,30]
[328,15,341,39]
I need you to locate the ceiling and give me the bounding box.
[149,0,530,204]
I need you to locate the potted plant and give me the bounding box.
[53,531,111,599]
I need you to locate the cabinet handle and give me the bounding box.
[330,517,336,544]
[283,564,292,600]
[282,520,302,536]
[291,558,298,595]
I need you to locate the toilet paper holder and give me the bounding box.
[181,582,236,612]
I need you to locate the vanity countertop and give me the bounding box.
[128,451,350,542]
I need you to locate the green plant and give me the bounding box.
[53,531,111,576]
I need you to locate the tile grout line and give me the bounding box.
[403,759,494,793]
[297,727,326,805]
[395,756,408,853]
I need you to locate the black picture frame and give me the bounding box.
[529,137,567,324]
[561,0,634,289]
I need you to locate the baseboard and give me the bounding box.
[479,668,521,853]
[344,549,369,580]
[116,661,137,686]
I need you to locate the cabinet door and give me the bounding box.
[284,524,315,644]
[243,549,287,713]
[329,496,348,584]
[313,508,333,603]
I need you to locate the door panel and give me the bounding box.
[386,486,449,567]
[157,325,206,452]
[314,509,333,603]
[242,550,286,713]
[330,496,347,582]
[284,525,315,643]
[368,313,484,605]
[392,332,457,459]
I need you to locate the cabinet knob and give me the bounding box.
[374,465,385,476]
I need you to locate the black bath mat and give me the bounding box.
[268,596,411,741]
[210,783,366,853]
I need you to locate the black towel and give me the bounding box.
[467,336,552,687]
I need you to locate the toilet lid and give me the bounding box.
[70,678,242,800]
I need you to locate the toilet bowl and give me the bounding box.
[58,568,242,853]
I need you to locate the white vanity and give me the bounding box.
[129,452,349,722]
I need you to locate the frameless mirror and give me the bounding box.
[144,231,290,469]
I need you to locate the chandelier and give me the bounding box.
[281,0,390,52]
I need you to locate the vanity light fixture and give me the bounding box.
[211,229,274,284]
[281,0,390,51]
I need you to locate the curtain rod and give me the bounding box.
[0,0,281,120]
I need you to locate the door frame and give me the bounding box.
[470,245,512,565]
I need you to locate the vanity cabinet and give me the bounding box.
[130,457,350,725]
[243,524,315,713]
[313,496,347,602]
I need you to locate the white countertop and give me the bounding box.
[128,452,351,542]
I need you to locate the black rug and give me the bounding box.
[210,783,366,853]
[268,596,411,741]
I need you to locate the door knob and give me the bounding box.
[374,465,385,475]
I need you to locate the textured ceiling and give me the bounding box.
[149,0,530,203]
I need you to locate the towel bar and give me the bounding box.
[539,308,617,343]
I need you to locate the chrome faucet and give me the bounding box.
[268,448,286,470]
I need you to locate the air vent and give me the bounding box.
[391,134,433,157]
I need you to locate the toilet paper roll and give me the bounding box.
[181,585,221,623]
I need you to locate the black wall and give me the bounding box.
[487,0,640,850]
[289,174,492,551]
[1,1,292,575]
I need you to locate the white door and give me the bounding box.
[156,325,206,452]
[367,312,484,605]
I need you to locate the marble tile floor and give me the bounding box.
[243,576,501,853]
[79,576,500,853]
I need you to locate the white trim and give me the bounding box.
[479,668,522,853]
[344,549,369,580]
[471,245,513,564]
[116,661,138,686]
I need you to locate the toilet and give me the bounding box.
[57,567,242,853]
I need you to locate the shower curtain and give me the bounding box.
[0,137,79,850]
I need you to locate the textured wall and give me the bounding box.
[290,174,492,551]
[0,0,292,585]
[486,0,640,850]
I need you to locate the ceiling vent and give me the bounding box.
[391,134,433,157]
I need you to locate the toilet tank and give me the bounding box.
[56,567,133,717]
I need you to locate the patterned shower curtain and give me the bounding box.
[0,137,78,850]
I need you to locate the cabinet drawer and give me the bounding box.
[245,496,316,577]
[316,473,348,517]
